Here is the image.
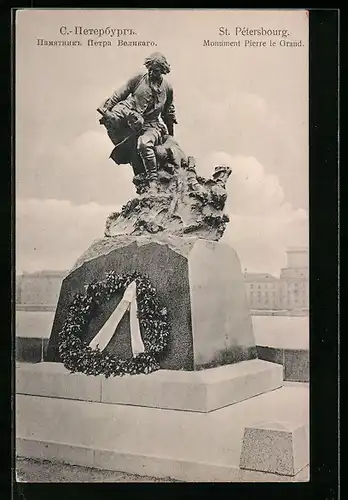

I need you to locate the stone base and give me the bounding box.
[16,359,283,412]
[16,382,309,482]
[240,421,309,476]
[45,238,256,371]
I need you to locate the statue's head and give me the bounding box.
[212,165,232,187]
[144,52,171,81]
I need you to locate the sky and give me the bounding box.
[15,9,309,276]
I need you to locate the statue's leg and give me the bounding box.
[137,128,161,182]
[131,153,146,176]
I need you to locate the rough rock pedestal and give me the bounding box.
[45,236,256,370]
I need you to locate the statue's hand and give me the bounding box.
[126,111,144,133]
[104,110,114,119]
[99,109,115,127]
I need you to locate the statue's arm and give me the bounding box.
[103,73,143,111]
[162,84,178,136]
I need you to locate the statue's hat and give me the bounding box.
[212,165,232,178]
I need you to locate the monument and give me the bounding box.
[18,52,291,482]
[45,52,257,373]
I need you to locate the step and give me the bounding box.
[16,359,283,413]
[16,382,309,482]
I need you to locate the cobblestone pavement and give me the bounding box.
[16,457,181,483]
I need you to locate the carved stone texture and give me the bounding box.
[45,237,257,371]
[105,137,232,242]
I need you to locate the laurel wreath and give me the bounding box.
[58,271,170,377]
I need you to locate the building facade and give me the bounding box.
[244,273,280,310]
[244,247,309,311]
[278,247,309,310]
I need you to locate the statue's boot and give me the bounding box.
[140,155,159,195]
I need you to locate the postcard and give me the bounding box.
[15,8,309,483]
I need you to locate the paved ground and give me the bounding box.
[16,382,308,482]
[16,457,181,483]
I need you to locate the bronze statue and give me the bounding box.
[98,52,178,194]
[99,53,232,241]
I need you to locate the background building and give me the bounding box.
[244,247,309,312]
[244,273,280,310]
[279,247,309,310]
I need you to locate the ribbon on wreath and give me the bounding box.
[88,281,145,356]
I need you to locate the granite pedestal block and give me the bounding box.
[240,420,309,476]
[45,236,256,371]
